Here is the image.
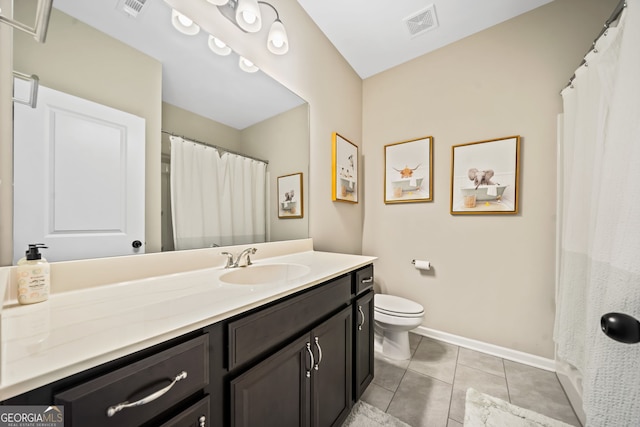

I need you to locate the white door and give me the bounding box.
[13,85,145,263]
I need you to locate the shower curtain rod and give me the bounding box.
[161,130,269,165]
[563,0,627,90]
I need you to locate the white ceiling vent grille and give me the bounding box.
[117,0,148,18]
[403,4,439,38]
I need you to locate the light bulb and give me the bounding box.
[239,56,259,73]
[208,35,232,56]
[171,9,200,36]
[267,20,288,55]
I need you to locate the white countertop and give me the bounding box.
[0,250,375,400]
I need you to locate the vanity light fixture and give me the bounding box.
[238,56,259,73]
[171,9,200,35]
[217,0,289,55]
[208,35,232,56]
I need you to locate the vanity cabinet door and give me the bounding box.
[354,290,374,399]
[311,306,352,427]
[230,334,311,427]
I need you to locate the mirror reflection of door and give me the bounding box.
[13,84,146,263]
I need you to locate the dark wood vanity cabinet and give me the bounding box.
[2,263,375,427]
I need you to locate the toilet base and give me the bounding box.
[374,324,412,360]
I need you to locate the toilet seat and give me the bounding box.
[374,294,424,318]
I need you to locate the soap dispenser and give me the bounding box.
[16,244,50,305]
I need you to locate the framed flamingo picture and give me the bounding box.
[332,132,358,203]
[384,136,433,204]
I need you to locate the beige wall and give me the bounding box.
[361,0,618,358]
[9,5,163,257]
[166,0,364,255]
[242,104,309,241]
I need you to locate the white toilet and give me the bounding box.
[374,294,425,360]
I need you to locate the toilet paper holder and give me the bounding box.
[411,259,431,270]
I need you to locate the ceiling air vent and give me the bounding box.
[403,4,439,38]
[117,0,148,18]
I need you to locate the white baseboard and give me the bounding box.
[413,326,556,372]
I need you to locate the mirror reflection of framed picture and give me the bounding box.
[278,173,303,218]
[384,136,433,204]
[332,133,358,203]
[450,135,521,215]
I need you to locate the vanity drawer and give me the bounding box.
[158,395,210,427]
[228,274,351,370]
[54,334,209,427]
[355,265,374,295]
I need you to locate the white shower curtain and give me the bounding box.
[170,136,266,250]
[555,1,640,425]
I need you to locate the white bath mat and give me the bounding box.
[342,400,411,427]
[464,388,573,427]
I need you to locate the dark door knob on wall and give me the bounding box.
[600,312,640,344]
[132,240,143,249]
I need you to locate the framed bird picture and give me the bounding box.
[384,136,433,204]
[332,132,358,203]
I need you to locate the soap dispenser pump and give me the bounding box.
[16,243,50,305]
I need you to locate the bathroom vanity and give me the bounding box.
[0,247,375,427]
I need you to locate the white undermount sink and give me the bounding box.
[219,263,311,285]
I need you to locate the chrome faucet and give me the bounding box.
[221,247,257,268]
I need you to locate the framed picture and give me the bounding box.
[450,135,521,215]
[332,132,358,203]
[384,136,433,204]
[277,173,303,218]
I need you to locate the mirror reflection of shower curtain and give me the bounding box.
[556,2,640,425]
[169,136,266,249]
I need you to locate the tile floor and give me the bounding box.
[361,333,581,427]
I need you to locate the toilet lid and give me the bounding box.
[375,294,424,316]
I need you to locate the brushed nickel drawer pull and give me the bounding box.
[305,343,315,378]
[361,277,373,284]
[358,305,365,331]
[314,337,323,371]
[106,371,188,417]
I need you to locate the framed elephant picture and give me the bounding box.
[450,136,521,215]
[384,136,433,204]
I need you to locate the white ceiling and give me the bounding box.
[50,0,553,128]
[296,0,553,78]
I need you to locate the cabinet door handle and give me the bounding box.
[106,371,187,417]
[361,277,373,284]
[314,337,323,370]
[305,343,315,378]
[358,305,365,331]
[199,415,206,427]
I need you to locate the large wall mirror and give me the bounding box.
[12,0,309,263]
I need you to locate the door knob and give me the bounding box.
[132,240,143,249]
[600,312,640,344]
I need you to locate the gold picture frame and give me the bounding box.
[332,132,358,203]
[277,172,303,218]
[384,136,433,204]
[450,135,521,215]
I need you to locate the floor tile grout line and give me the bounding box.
[446,344,461,422]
